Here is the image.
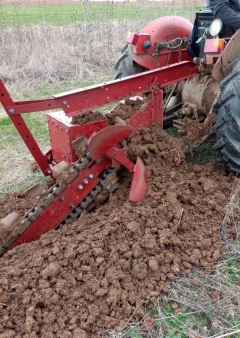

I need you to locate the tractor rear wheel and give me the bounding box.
[211,55,240,173]
[114,44,146,79]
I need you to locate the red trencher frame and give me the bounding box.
[0,61,198,176]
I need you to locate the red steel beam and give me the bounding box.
[0,79,52,176]
[2,61,198,117]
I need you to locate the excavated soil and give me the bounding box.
[106,97,146,125]
[0,115,235,338]
[179,114,217,152]
[72,111,106,125]
[0,193,32,221]
[72,97,147,126]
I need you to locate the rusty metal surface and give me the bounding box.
[180,74,220,116]
[212,29,240,83]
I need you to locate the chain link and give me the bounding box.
[178,46,182,63]
[0,154,117,253]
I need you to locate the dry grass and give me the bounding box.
[0,21,128,88]
[0,111,50,195]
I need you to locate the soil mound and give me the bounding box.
[179,114,217,151]
[106,97,146,125]
[72,110,106,125]
[72,97,146,127]
[0,120,234,338]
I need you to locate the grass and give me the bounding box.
[165,127,220,167]
[0,5,202,27]
[185,135,220,167]
[0,111,50,196]
[107,256,240,338]
[0,74,117,197]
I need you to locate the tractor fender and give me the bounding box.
[129,16,193,70]
[212,29,240,83]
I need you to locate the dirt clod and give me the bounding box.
[0,117,235,337]
[72,110,106,125]
[106,97,147,125]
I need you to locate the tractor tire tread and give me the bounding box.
[212,54,240,173]
[114,44,146,79]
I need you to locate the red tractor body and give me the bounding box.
[128,16,193,69]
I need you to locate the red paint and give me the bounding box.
[129,157,148,202]
[126,32,139,45]
[129,16,193,70]
[88,125,135,160]
[47,112,108,163]
[204,39,223,54]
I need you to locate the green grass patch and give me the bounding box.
[0,111,49,148]
[121,300,211,338]
[185,135,220,167]
[159,302,208,338]
[165,126,179,138]
[0,111,50,196]
[219,259,240,285]
[0,5,203,27]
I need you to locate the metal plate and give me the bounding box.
[88,125,135,160]
[129,157,148,202]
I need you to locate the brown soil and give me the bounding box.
[0,192,32,221]
[71,111,106,125]
[106,97,147,125]
[30,162,40,173]
[0,116,235,338]
[72,97,146,127]
[179,114,217,152]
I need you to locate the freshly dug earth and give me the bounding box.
[106,97,146,125]
[72,110,106,125]
[178,114,217,151]
[0,120,235,338]
[72,97,147,126]
[0,193,32,220]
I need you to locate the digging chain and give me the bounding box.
[0,154,119,255]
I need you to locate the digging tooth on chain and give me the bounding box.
[41,194,55,209]
[3,234,19,249]
[57,168,117,227]
[18,218,31,235]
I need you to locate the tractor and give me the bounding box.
[1,9,240,255]
[115,10,240,173]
